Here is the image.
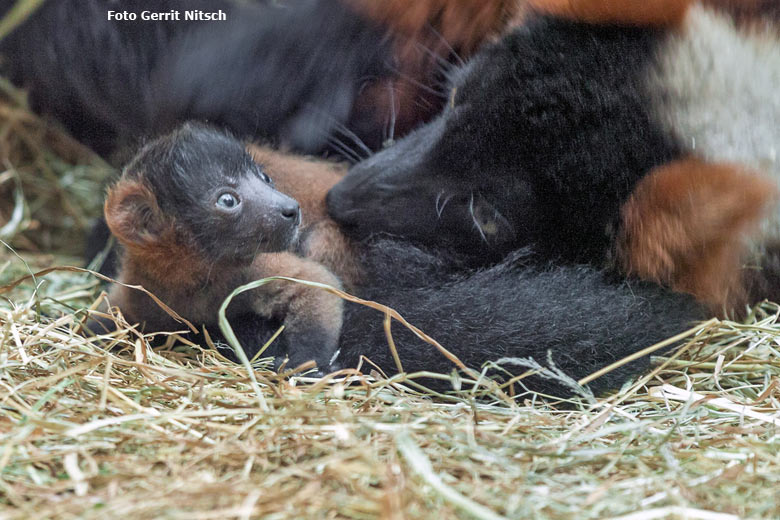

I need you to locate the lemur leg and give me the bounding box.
[617,158,776,316]
[248,252,344,372]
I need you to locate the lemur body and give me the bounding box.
[642,6,780,238]
[0,0,516,158]
[0,0,745,391]
[95,124,705,396]
[101,124,344,372]
[7,0,776,311]
[327,0,780,313]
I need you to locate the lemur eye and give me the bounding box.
[216,192,240,210]
[258,171,272,184]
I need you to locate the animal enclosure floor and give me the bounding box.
[0,251,778,519]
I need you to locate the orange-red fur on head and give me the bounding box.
[343,0,522,146]
[617,158,777,315]
[104,178,203,288]
[529,0,694,26]
[104,179,165,248]
[343,0,518,53]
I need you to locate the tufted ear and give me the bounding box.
[618,158,777,315]
[529,0,694,27]
[104,179,167,248]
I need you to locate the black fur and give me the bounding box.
[0,0,392,156]
[327,17,684,265]
[122,124,301,261]
[98,125,706,397]
[149,0,390,153]
[745,244,780,306]
[333,240,704,396]
[215,238,705,396]
[1,0,211,155]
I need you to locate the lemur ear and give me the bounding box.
[529,0,693,27]
[104,179,166,247]
[618,158,777,315]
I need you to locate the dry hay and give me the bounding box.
[0,81,113,256]
[0,249,778,520]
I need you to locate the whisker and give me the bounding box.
[413,97,436,111]
[333,124,372,159]
[327,136,362,164]
[329,133,366,163]
[440,59,463,85]
[425,23,465,67]
[297,103,373,160]
[338,207,366,218]
[326,133,362,163]
[383,60,448,99]
[384,80,397,145]
[357,75,380,95]
[435,191,454,219]
[413,39,457,71]
[203,260,217,288]
[469,193,488,243]
[252,239,264,260]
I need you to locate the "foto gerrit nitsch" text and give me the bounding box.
[107,10,227,21]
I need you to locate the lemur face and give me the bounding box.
[326,23,568,261]
[206,163,302,260]
[326,111,530,261]
[327,42,545,263]
[118,123,302,264]
[173,126,302,263]
[328,16,687,264]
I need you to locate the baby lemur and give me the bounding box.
[97,123,345,372]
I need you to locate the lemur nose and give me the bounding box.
[281,202,301,223]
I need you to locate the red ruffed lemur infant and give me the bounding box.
[95,124,348,373]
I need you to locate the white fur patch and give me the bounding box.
[648,5,780,241]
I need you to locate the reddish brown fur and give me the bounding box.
[103,174,345,370]
[343,0,522,146]
[246,144,363,288]
[104,179,164,248]
[252,253,343,339]
[246,145,346,226]
[529,0,694,26]
[344,0,519,53]
[104,179,207,290]
[617,158,777,315]
[703,0,780,26]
